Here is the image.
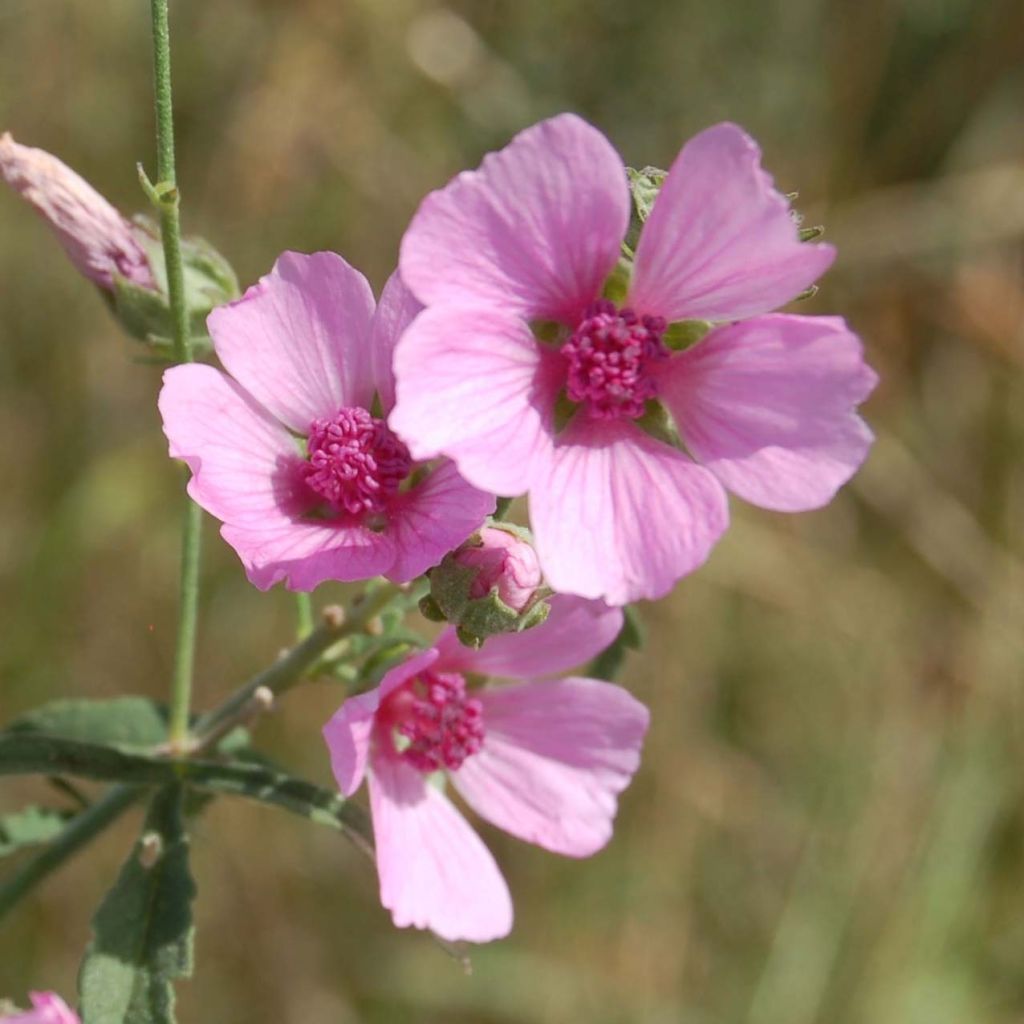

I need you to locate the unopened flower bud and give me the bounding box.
[427,525,549,648]
[453,526,542,612]
[0,132,154,292]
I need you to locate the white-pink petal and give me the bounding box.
[385,461,495,583]
[436,594,623,680]
[452,677,649,857]
[530,419,729,605]
[207,251,376,433]
[369,754,513,943]
[400,113,629,325]
[658,314,878,511]
[628,123,835,323]
[390,305,561,495]
[370,271,422,413]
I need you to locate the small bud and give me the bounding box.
[427,525,548,647]
[0,132,155,291]
[138,832,163,869]
[322,605,346,629]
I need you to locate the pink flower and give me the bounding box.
[390,115,878,605]
[453,526,542,611]
[323,594,648,942]
[159,252,494,590]
[0,133,153,291]
[0,992,79,1024]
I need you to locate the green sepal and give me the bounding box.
[799,225,825,243]
[600,257,632,304]
[635,400,682,450]
[587,605,644,681]
[625,165,667,252]
[78,784,195,1024]
[663,319,712,351]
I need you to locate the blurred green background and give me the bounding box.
[2,0,1023,1021]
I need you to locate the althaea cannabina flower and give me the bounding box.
[0,992,78,1024]
[323,595,648,942]
[390,115,878,605]
[0,133,153,291]
[159,252,494,589]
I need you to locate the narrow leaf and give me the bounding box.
[0,805,72,857]
[79,784,195,1024]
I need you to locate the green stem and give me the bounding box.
[193,584,402,744]
[150,0,202,749]
[295,592,315,640]
[0,786,140,922]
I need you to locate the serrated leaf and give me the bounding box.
[7,698,170,752]
[79,784,195,1024]
[0,805,72,857]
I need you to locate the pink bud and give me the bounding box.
[0,133,154,291]
[0,992,79,1024]
[454,526,543,611]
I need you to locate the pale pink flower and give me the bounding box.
[0,992,79,1024]
[159,252,494,590]
[453,526,542,611]
[391,115,878,605]
[323,594,648,942]
[0,133,153,291]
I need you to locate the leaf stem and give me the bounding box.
[149,0,203,751]
[0,786,140,922]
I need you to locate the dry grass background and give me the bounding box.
[1,0,1023,1021]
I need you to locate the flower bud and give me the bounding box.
[0,132,154,291]
[427,525,549,648]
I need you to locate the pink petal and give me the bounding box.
[1,993,79,1024]
[451,677,649,856]
[530,419,729,605]
[400,113,629,325]
[207,251,376,433]
[323,648,440,796]
[385,461,495,583]
[657,314,878,511]
[436,594,623,680]
[369,753,513,943]
[627,123,835,323]
[221,518,396,591]
[389,305,561,494]
[370,271,422,413]
[158,363,307,527]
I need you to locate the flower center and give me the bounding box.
[381,670,485,773]
[561,300,669,420]
[303,407,413,518]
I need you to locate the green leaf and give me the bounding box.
[0,733,175,784]
[79,784,195,1024]
[587,605,644,681]
[0,805,72,857]
[7,698,171,752]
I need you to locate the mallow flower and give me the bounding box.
[0,992,79,1024]
[390,114,878,605]
[323,594,648,942]
[159,251,494,589]
[0,133,154,291]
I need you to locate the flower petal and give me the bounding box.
[400,113,629,325]
[386,461,495,583]
[207,251,376,433]
[530,419,729,605]
[323,648,440,796]
[370,271,422,413]
[221,519,396,591]
[436,594,623,680]
[158,363,308,527]
[628,123,835,323]
[369,754,513,943]
[390,305,561,494]
[658,314,878,511]
[452,677,649,856]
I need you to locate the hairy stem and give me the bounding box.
[150,0,203,750]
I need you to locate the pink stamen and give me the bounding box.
[303,407,413,518]
[561,300,668,420]
[381,671,485,773]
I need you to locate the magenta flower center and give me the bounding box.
[381,670,485,773]
[303,407,413,518]
[561,300,669,420]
